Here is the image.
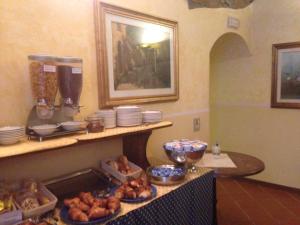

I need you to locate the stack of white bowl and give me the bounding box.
[96,110,116,128]
[0,126,25,145]
[142,111,163,123]
[116,106,142,127]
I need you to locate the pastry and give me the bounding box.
[64,192,120,222]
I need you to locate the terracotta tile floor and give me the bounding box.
[217,178,300,225]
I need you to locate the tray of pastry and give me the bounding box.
[43,168,118,205]
[101,155,142,183]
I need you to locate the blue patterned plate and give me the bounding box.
[111,185,157,203]
[60,206,120,225]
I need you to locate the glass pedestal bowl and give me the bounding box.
[164,140,207,173]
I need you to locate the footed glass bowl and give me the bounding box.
[163,140,207,172]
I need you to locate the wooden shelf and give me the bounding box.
[0,121,172,160]
[0,137,77,159]
[73,121,172,141]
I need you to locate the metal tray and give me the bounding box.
[43,168,118,205]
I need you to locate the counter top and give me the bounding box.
[0,121,172,159]
[0,137,77,159]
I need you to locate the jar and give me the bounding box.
[86,115,104,133]
[212,143,221,156]
[28,54,57,119]
[56,57,83,107]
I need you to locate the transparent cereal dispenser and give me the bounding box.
[56,57,83,117]
[28,55,58,119]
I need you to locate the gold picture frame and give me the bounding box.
[271,42,300,109]
[94,1,179,108]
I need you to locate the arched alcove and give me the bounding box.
[209,32,251,145]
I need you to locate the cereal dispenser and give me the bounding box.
[28,55,58,119]
[56,57,83,117]
[26,55,86,139]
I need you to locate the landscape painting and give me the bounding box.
[272,42,300,108]
[95,2,178,107]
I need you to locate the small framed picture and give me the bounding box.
[94,2,179,108]
[272,42,300,108]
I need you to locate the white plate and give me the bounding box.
[117,117,142,121]
[0,134,25,139]
[116,105,140,109]
[0,126,25,132]
[104,124,116,128]
[0,135,25,139]
[117,113,142,117]
[0,130,25,135]
[142,111,162,114]
[0,139,21,145]
[117,119,142,124]
[116,108,141,113]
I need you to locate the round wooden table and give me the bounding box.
[211,151,265,225]
[211,151,265,178]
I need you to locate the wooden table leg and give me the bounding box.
[122,131,152,170]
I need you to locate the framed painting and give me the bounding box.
[272,42,300,108]
[94,1,179,108]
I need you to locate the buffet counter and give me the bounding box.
[56,168,215,225]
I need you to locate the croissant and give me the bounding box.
[88,206,110,219]
[78,201,90,212]
[107,201,120,213]
[139,173,150,186]
[107,196,119,203]
[68,207,89,222]
[117,155,128,166]
[79,192,94,206]
[114,189,125,199]
[64,197,80,208]
[125,186,134,193]
[93,198,107,208]
[138,189,151,198]
[117,162,127,174]
[129,180,140,188]
[125,190,137,199]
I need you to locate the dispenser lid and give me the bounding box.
[55,56,82,63]
[28,54,56,61]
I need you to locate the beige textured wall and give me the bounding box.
[0,0,251,180]
[211,0,300,188]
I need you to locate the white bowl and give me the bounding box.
[30,124,58,136]
[61,121,87,131]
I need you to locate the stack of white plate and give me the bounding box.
[142,111,162,123]
[96,110,116,128]
[0,126,25,145]
[116,106,142,127]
